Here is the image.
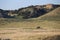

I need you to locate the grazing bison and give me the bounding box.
[36,26,41,29]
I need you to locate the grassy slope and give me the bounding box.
[37,7,60,29]
[38,7,60,21]
[0,7,60,29]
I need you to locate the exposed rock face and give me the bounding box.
[0,4,60,19]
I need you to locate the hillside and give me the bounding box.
[38,7,60,21]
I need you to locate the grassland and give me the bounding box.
[0,7,60,40]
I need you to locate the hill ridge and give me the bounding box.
[0,4,60,19]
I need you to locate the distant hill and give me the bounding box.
[0,4,60,19]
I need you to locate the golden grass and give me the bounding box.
[0,28,60,40]
[0,20,60,29]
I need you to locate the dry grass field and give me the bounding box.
[0,28,60,40]
[0,6,60,40]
